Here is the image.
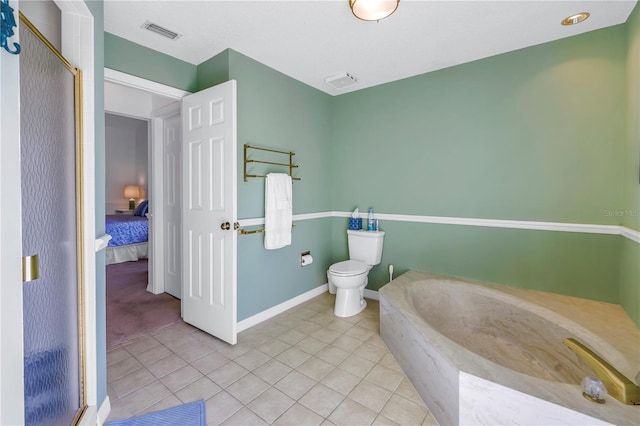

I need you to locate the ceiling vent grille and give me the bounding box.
[142,21,181,40]
[324,72,358,90]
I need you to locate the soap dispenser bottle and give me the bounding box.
[367,208,375,231]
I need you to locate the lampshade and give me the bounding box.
[124,185,140,209]
[350,0,399,21]
[123,185,140,199]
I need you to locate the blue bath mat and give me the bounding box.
[106,400,205,426]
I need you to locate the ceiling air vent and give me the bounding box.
[324,72,358,90]
[142,21,181,40]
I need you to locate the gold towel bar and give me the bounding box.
[238,224,296,235]
[245,159,298,168]
[245,145,294,155]
[244,144,301,182]
[245,174,301,181]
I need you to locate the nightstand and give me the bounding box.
[115,209,135,215]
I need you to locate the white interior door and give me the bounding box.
[182,80,237,345]
[163,113,182,298]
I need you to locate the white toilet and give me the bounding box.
[327,230,385,317]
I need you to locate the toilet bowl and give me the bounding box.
[327,230,384,317]
[327,260,371,317]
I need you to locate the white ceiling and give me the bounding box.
[104,0,638,96]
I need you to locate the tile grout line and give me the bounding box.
[106,295,435,425]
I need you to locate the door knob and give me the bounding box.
[221,222,231,231]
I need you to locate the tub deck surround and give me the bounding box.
[379,270,640,426]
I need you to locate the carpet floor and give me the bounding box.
[107,260,181,348]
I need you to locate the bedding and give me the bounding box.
[134,200,149,217]
[106,242,148,265]
[105,201,150,265]
[106,215,149,247]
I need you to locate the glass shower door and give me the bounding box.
[19,15,85,426]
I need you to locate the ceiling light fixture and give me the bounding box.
[349,0,399,22]
[561,12,590,26]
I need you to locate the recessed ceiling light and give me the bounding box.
[561,12,590,26]
[142,21,182,40]
[325,73,359,90]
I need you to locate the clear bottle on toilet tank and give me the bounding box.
[367,208,375,231]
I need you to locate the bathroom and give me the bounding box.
[99,3,640,423]
[224,13,639,328]
[5,0,640,423]
[235,8,640,422]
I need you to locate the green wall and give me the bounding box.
[197,49,230,91]
[329,23,631,308]
[620,3,640,326]
[224,51,333,320]
[624,3,640,232]
[620,238,640,326]
[330,26,626,223]
[331,220,622,303]
[105,33,197,92]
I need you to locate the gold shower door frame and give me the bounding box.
[19,12,87,425]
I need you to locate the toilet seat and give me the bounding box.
[329,260,369,277]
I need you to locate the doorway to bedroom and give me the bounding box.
[105,113,180,347]
[103,74,186,348]
[105,113,149,267]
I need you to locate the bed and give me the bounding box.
[105,201,149,265]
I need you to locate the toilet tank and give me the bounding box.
[347,230,385,266]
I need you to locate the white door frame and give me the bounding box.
[150,102,181,295]
[104,68,190,295]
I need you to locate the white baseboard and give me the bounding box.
[237,284,329,332]
[364,289,379,301]
[96,396,111,426]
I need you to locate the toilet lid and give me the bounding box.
[329,260,369,276]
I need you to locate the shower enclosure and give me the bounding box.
[19,13,86,425]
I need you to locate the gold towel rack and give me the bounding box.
[244,144,301,182]
[238,224,296,235]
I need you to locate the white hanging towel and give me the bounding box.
[264,173,293,250]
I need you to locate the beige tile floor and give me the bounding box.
[106,294,439,425]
